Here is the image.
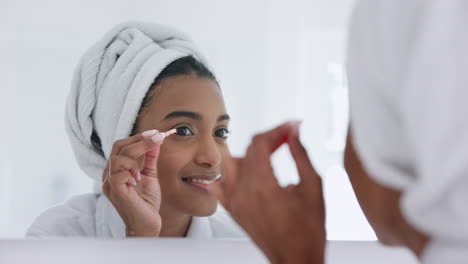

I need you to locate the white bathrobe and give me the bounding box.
[348,0,468,263]
[27,193,245,239]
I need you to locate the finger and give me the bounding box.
[102,162,110,183]
[102,178,110,196]
[118,132,164,160]
[110,129,159,157]
[141,143,161,177]
[214,155,242,211]
[240,122,295,185]
[288,128,325,213]
[109,155,139,174]
[250,122,295,155]
[287,122,320,187]
[102,156,140,183]
[108,170,136,190]
[108,155,140,183]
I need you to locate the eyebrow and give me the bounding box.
[163,111,230,122]
[164,111,201,120]
[217,114,230,122]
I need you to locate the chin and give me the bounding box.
[189,201,218,217]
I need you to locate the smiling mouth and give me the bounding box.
[181,174,221,190]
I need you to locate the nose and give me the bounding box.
[194,136,221,169]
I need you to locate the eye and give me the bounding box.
[176,126,194,136]
[214,128,230,138]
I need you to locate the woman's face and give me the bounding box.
[135,75,229,217]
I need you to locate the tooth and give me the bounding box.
[186,178,217,184]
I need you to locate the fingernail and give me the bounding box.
[291,120,302,137]
[131,168,141,181]
[142,129,158,137]
[152,132,165,143]
[290,120,303,127]
[130,177,137,186]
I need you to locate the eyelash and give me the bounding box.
[173,125,230,139]
[214,128,230,139]
[175,126,194,136]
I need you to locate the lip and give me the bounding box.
[181,174,221,191]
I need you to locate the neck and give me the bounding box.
[158,204,192,237]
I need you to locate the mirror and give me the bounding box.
[0,0,374,240]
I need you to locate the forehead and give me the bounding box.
[150,75,226,118]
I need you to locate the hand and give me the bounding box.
[102,130,165,237]
[212,122,326,264]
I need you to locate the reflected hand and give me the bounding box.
[102,130,165,237]
[212,122,326,263]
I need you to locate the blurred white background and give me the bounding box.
[0,0,375,240]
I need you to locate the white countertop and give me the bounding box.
[0,239,419,264]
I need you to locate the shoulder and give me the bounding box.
[26,193,100,237]
[208,206,247,239]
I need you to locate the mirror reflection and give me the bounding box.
[1,0,367,240]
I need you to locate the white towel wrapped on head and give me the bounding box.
[65,21,207,189]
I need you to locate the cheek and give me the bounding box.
[218,143,230,161]
[156,144,193,181]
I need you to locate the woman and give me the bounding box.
[212,1,468,263]
[27,22,244,238]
